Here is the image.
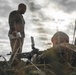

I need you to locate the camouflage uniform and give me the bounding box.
[8,10,25,61]
[34,43,76,75]
[32,31,76,75]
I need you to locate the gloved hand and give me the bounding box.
[12,31,17,37]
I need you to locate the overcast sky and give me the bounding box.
[0,0,76,56]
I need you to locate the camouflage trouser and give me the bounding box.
[9,38,24,60]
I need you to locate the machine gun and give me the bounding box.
[17,36,39,60]
[7,36,39,61]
